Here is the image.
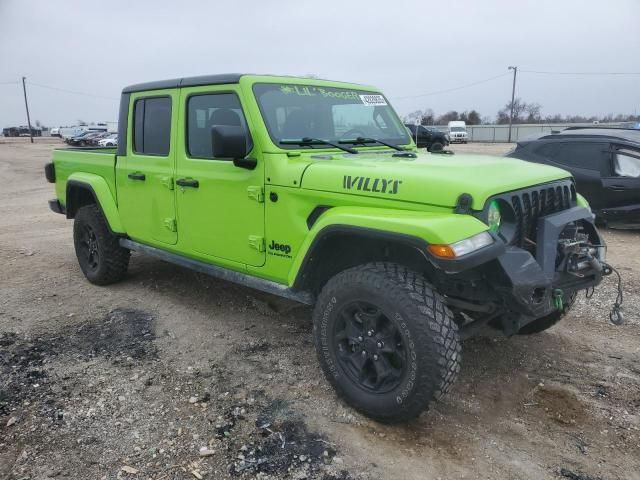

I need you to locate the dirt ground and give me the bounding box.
[1,138,638,480]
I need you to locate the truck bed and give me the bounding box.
[52,147,117,207]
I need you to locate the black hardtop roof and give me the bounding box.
[122,74,245,94]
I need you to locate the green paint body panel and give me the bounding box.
[50,74,575,289]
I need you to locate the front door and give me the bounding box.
[602,143,640,209]
[116,91,178,245]
[175,87,265,267]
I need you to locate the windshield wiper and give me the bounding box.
[280,137,358,154]
[339,137,405,151]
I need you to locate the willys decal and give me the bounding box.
[343,175,402,195]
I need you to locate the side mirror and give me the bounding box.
[211,125,256,170]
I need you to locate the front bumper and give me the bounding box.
[488,207,605,330]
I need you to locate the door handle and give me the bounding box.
[128,172,146,181]
[176,178,199,188]
[608,185,627,191]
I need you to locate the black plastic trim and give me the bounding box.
[44,162,55,183]
[48,199,65,214]
[306,206,332,229]
[65,180,120,236]
[122,74,244,94]
[117,93,130,156]
[292,225,430,291]
[120,239,314,305]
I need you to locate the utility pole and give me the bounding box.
[21,76,34,144]
[507,66,517,143]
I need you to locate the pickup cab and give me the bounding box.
[46,74,611,423]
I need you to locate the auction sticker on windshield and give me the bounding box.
[359,94,387,106]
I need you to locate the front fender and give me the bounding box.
[288,206,490,285]
[66,172,125,233]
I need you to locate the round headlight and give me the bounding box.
[487,200,501,233]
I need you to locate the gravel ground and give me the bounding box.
[1,138,638,480]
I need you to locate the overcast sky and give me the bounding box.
[1,0,639,127]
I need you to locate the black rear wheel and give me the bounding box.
[73,204,129,285]
[313,262,461,423]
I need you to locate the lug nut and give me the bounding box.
[357,336,363,342]
[376,341,383,348]
[367,330,374,337]
[373,354,379,361]
[361,351,367,357]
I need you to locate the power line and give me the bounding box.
[392,73,510,100]
[0,81,19,85]
[26,81,118,101]
[520,69,640,76]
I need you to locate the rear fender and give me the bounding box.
[66,172,125,233]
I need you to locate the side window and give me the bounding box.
[613,146,640,177]
[187,93,249,159]
[538,142,608,174]
[534,142,562,160]
[133,97,172,156]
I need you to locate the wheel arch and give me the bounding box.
[291,225,434,295]
[289,206,496,295]
[66,175,125,234]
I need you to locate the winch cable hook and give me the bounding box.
[601,263,624,325]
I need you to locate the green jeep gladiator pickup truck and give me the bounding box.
[45,74,613,423]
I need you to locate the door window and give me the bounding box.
[186,93,250,159]
[536,142,609,174]
[133,97,172,156]
[613,148,640,177]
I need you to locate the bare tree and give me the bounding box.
[436,111,460,124]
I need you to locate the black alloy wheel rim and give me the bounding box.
[79,224,100,271]
[333,300,407,393]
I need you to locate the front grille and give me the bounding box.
[509,180,576,251]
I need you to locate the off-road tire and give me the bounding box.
[517,292,577,334]
[73,204,129,285]
[428,142,444,152]
[312,262,461,423]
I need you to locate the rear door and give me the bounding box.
[116,90,178,245]
[601,143,640,208]
[533,141,608,209]
[174,86,265,267]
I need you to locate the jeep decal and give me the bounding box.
[268,240,292,258]
[343,175,402,195]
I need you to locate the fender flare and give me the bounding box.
[288,206,495,286]
[66,173,125,233]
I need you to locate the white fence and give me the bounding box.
[428,122,633,143]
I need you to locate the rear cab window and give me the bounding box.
[132,96,172,156]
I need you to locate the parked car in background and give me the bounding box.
[404,124,449,151]
[50,127,61,137]
[86,132,112,146]
[98,133,118,147]
[66,131,104,147]
[448,121,468,143]
[507,127,640,228]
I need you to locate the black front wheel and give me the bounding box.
[313,263,461,423]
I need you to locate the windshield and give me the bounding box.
[253,83,410,149]
[450,127,466,132]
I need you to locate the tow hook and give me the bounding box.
[553,288,564,311]
[601,263,625,325]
